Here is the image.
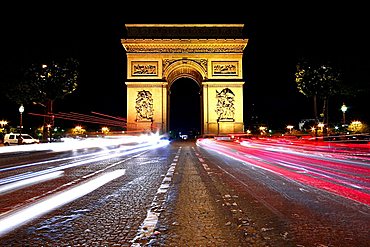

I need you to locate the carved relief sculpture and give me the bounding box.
[215,88,235,121]
[162,58,208,74]
[212,61,238,75]
[135,90,154,121]
[132,61,158,76]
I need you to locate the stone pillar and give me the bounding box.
[203,81,244,135]
[126,82,167,134]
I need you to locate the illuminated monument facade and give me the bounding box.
[121,24,248,135]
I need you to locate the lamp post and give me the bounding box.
[286,125,294,134]
[0,120,7,138]
[341,103,347,125]
[18,104,24,145]
[318,122,325,132]
[217,119,219,136]
[0,120,8,129]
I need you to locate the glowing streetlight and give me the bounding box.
[73,125,85,136]
[286,125,294,133]
[101,127,109,135]
[317,123,325,134]
[259,126,267,135]
[18,104,24,144]
[0,120,8,128]
[19,104,24,113]
[349,121,362,132]
[46,124,52,142]
[341,103,347,124]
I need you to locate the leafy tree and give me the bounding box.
[6,58,79,141]
[295,59,342,126]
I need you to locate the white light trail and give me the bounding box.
[0,171,64,195]
[0,135,144,154]
[1,137,169,181]
[0,138,149,173]
[0,169,126,237]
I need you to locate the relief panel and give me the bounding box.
[135,90,154,121]
[212,61,238,76]
[215,88,235,121]
[131,61,158,76]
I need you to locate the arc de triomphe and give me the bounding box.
[121,24,248,135]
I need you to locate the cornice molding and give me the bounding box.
[124,24,246,39]
[125,82,168,87]
[122,39,248,53]
[125,24,244,28]
[203,81,245,87]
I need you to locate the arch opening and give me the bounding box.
[169,78,201,139]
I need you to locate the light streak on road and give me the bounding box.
[197,138,370,206]
[0,134,164,154]
[0,134,169,193]
[0,136,154,173]
[28,111,126,128]
[0,171,64,195]
[241,137,370,160]
[0,169,126,237]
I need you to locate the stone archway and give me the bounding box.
[122,24,248,135]
[164,60,204,134]
[169,77,201,136]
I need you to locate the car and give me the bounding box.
[3,133,40,145]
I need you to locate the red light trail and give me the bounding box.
[28,111,126,128]
[197,138,370,206]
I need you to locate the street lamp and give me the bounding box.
[341,103,347,125]
[259,126,267,135]
[0,120,8,128]
[18,104,24,144]
[101,127,109,135]
[318,122,325,132]
[0,120,8,136]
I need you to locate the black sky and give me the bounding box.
[1,5,369,131]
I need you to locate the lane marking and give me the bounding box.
[131,147,180,246]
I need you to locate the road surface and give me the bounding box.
[0,136,369,246]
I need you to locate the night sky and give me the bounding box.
[1,5,369,132]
